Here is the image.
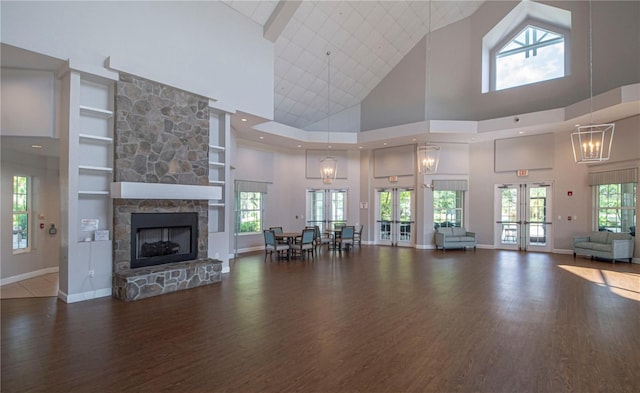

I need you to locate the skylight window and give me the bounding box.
[495,25,565,91]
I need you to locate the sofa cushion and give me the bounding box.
[437,227,453,236]
[608,232,632,243]
[589,231,609,243]
[452,227,467,236]
[448,236,475,242]
[575,241,612,252]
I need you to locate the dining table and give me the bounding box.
[325,228,342,250]
[274,232,300,245]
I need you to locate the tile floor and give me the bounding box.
[0,273,58,299]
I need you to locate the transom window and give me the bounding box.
[494,24,566,91]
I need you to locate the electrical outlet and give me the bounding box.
[89,270,95,278]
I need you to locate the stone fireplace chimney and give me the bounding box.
[111,73,221,301]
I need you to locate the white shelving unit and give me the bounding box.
[58,64,118,302]
[77,78,114,242]
[208,108,231,269]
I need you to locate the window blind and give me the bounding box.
[235,180,269,193]
[432,179,468,191]
[588,168,638,186]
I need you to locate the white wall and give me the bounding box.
[0,1,274,120]
[232,138,361,252]
[1,150,60,281]
[1,69,55,137]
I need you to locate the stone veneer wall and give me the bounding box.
[115,72,209,185]
[113,73,210,274]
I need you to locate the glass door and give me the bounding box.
[376,188,414,247]
[495,183,552,251]
[306,189,347,233]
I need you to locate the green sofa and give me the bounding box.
[573,231,634,263]
[435,227,476,250]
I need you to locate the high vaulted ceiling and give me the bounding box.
[222,1,484,130]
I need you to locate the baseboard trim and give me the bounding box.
[59,288,112,304]
[1,267,59,286]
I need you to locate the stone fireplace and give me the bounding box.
[130,212,198,269]
[111,73,222,301]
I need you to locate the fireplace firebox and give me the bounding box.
[130,212,198,269]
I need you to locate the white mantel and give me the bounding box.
[111,182,222,200]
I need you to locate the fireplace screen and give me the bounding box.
[130,212,198,269]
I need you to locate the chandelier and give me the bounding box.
[320,51,337,184]
[417,2,440,174]
[571,0,614,163]
[417,144,440,174]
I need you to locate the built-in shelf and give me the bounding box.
[209,180,225,185]
[78,165,113,173]
[209,161,225,167]
[79,105,113,118]
[79,133,113,143]
[208,144,225,151]
[78,190,110,196]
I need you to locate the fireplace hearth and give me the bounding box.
[130,212,198,269]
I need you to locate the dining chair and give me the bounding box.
[269,227,287,244]
[312,225,332,249]
[290,228,316,259]
[354,224,363,248]
[263,229,290,260]
[337,226,355,252]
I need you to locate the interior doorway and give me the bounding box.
[494,183,553,252]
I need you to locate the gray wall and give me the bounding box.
[361,1,640,128]
[360,37,426,131]
[1,150,60,280]
[468,115,640,252]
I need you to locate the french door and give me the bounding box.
[495,183,552,252]
[376,188,414,247]
[306,189,347,233]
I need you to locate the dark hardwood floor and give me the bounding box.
[2,247,639,393]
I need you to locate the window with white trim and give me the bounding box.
[595,183,636,234]
[433,190,464,228]
[432,180,468,229]
[493,24,567,91]
[12,175,31,252]
[238,191,263,234]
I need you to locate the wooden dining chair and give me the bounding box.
[311,225,332,250]
[337,226,355,252]
[354,224,363,248]
[264,229,290,260]
[290,228,316,259]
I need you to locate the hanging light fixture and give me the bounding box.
[571,0,614,163]
[418,1,440,174]
[417,144,441,173]
[320,50,337,184]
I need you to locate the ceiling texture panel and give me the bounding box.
[223,0,484,130]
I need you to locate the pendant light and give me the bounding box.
[320,50,337,184]
[418,1,440,174]
[571,0,614,163]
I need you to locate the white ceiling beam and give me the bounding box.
[264,1,301,43]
